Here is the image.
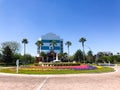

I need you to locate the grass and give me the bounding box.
[117,64,120,66]
[0,67,114,74]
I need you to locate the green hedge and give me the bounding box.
[34,62,81,66]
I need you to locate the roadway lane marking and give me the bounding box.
[36,76,49,90]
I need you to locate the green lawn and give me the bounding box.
[0,67,114,74]
[117,64,120,66]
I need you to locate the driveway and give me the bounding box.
[0,66,120,90]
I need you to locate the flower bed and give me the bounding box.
[51,65,96,70]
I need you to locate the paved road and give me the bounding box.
[0,66,120,90]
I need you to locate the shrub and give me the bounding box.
[35,62,81,66]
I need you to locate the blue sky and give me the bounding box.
[0,0,120,56]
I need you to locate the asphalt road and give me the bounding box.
[0,66,120,90]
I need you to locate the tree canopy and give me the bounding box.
[65,41,72,48]
[1,41,21,54]
[74,49,83,62]
[22,38,28,44]
[50,40,57,51]
[2,46,13,65]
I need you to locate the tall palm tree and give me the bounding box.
[35,40,43,57]
[22,38,28,56]
[50,40,57,52]
[50,40,57,60]
[79,37,86,63]
[22,38,28,65]
[65,41,72,59]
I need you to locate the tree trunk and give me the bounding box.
[82,43,85,63]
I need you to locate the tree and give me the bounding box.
[69,55,74,62]
[22,38,28,55]
[22,38,28,65]
[79,37,86,63]
[58,52,64,60]
[96,52,104,63]
[35,40,44,57]
[1,41,21,54]
[0,53,2,62]
[2,46,13,65]
[24,54,35,64]
[111,55,118,63]
[50,40,57,52]
[96,52,113,63]
[40,51,46,62]
[65,41,72,59]
[12,53,21,64]
[74,49,83,62]
[87,50,93,63]
[62,52,68,62]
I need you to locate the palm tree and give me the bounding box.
[35,40,43,57]
[79,37,86,63]
[50,40,57,52]
[22,38,28,65]
[65,41,72,59]
[50,40,57,60]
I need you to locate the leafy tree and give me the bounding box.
[96,52,113,63]
[0,53,2,62]
[2,46,13,65]
[74,49,83,62]
[35,40,44,57]
[25,54,35,64]
[40,51,46,61]
[58,52,64,60]
[1,41,21,54]
[108,55,120,63]
[20,54,35,64]
[112,55,119,63]
[50,40,57,52]
[69,55,74,62]
[79,37,86,63]
[96,52,104,63]
[60,52,68,62]
[12,53,23,64]
[87,50,93,63]
[103,56,109,63]
[65,41,72,59]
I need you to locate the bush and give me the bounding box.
[34,62,81,66]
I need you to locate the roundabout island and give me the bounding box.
[0,65,119,90]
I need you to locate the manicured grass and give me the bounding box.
[0,67,114,74]
[117,64,120,66]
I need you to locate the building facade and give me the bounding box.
[39,33,63,54]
